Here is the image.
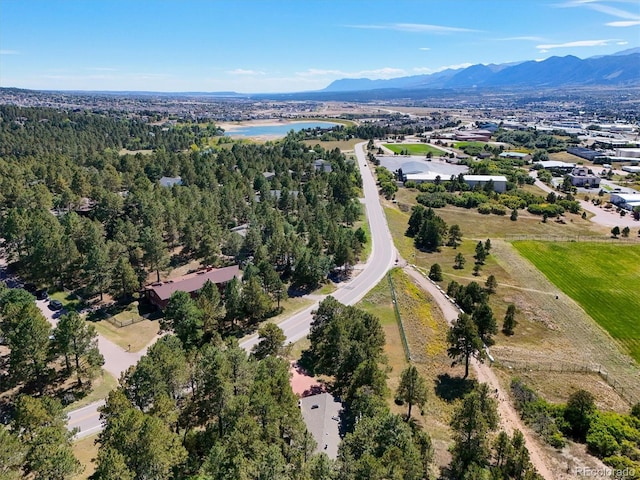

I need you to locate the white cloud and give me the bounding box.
[617,40,629,45]
[0,50,19,55]
[555,0,640,26]
[607,20,640,26]
[295,67,406,79]
[536,39,621,49]
[226,69,266,76]
[419,47,431,51]
[345,23,477,33]
[413,63,473,74]
[498,36,547,42]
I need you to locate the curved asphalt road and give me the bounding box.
[68,141,397,438]
[241,141,396,350]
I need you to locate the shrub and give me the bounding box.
[601,456,640,480]
[428,263,443,281]
[477,203,492,215]
[491,204,506,215]
[527,203,565,216]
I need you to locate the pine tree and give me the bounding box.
[503,304,517,336]
[475,241,487,264]
[447,313,485,379]
[485,275,498,294]
[396,365,428,420]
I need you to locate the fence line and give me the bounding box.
[506,234,639,243]
[387,272,411,362]
[495,358,639,406]
[104,316,144,328]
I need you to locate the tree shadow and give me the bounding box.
[287,285,311,298]
[434,373,477,402]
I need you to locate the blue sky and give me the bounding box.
[1,0,638,93]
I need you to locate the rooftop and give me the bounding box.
[148,265,240,301]
[299,393,343,460]
[159,176,183,187]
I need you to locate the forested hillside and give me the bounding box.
[0,106,365,307]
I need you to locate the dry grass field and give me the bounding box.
[381,191,640,406]
[72,433,99,479]
[357,269,468,471]
[93,317,160,352]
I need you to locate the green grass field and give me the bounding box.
[383,143,445,156]
[453,141,485,150]
[513,241,640,362]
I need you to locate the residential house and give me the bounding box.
[145,265,240,309]
[299,392,343,460]
[314,159,333,173]
[159,176,183,188]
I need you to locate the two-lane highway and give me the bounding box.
[240,141,396,349]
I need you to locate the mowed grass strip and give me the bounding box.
[513,241,640,362]
[383,143,445,156]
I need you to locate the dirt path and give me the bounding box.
[403,265,556,480]
[443,271,557,296]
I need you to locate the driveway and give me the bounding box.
[531,174,638,229]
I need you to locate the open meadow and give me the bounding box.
[382,189,640,405]
[383,143,445,156]
[513,241,640,363]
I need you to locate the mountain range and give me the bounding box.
[322,48,640,92]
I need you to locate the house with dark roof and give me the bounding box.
[314,159,333,173]
[299,392,343,459]
[145,265,240,309]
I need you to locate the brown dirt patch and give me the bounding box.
[289,361,324,397]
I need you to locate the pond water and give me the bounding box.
[225,121,340,138]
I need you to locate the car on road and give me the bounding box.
[36,289,49,300]
[49,300,63,310]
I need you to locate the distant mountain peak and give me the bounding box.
[321,50,640,92]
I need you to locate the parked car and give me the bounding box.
[23,283,37,293]
[49,300,63,310]
[36,289,49,300]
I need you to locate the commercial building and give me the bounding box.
[404,173,508,192]
[610,193,640,211]
[535,160,576,172]
[567,147,606,162]
[499,151,531,162]
[568,167,601,187]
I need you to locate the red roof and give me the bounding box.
[148,265,240,301]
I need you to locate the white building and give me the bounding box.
[536,160,576,171]
[464,175,508,192]
[616,148,640,159]
[610,193,640,211]
[404,173,508,192]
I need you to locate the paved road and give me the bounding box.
[531,172,639,229]
[67,141,397,438]
[240,142,397,350]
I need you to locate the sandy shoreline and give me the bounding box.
[218,119,338,132]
